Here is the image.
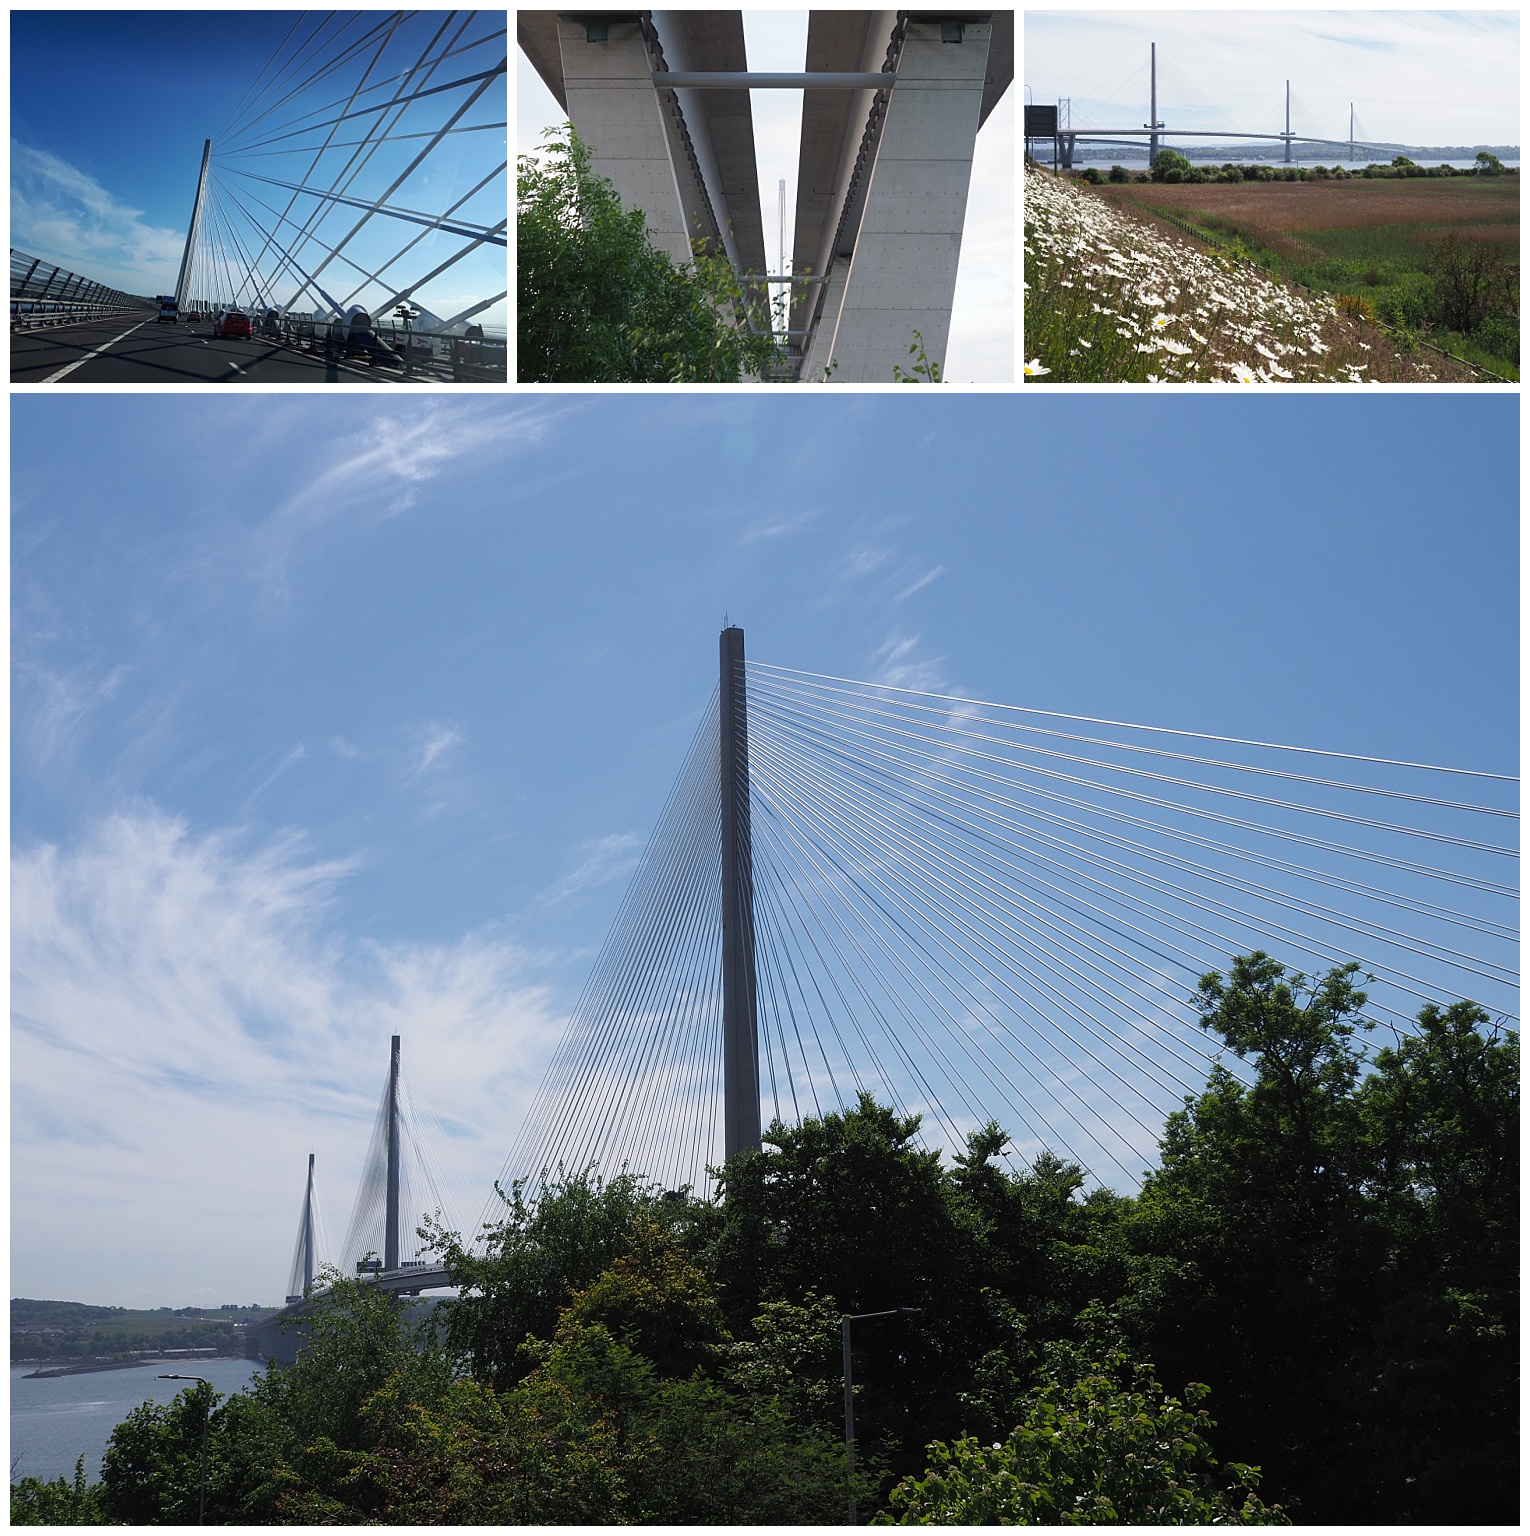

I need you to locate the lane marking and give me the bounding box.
[40,319,153,383]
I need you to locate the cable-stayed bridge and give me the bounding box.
[1028,43,1409,170]
[261,628,1516,1344]
[12,12,506,385]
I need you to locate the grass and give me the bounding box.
[1096,178,1519,378]
[1023,170,1477,384]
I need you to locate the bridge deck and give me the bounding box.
[11,316,424,385]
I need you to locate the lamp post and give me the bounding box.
[158,1373,211,1524]
[393,302,419,377]
[842,1308,923,1524]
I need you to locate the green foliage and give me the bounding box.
[430,1167,707,1391]
[1107,164,1129,184]
[1476,150,1506,175]
[879,1311,1286,1525]
[14,953,1517,1526]
[517,124,780,382]
[891,330,944,383]
[1150,149,1193,183]
[10,1459,109,1526]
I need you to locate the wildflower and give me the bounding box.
[1024,359,1051,377]
[1151,313,1171,330]
[1229,363,1257,383]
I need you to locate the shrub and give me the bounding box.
[1430,233,1514,333]
[1150,149,1192,183]
[1108,164,1129,183]
[1336,292,1376,322]
[1079,166,1103,185]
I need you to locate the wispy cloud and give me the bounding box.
[893,564,946,604]
[250,401,569,598]
[11,141,184,292]
[407,723,465,780]
[542,832,643,904]
[11,808,563,1305]
[14,659,129,768]
[868,632,950,692]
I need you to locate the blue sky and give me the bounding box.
[1025,11,1519,148]
[11,392,1518,1306]
[11,10,506,327]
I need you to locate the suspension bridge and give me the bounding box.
[12,12,506,384]
[256,627,1517,1355]
[1026,42,1408,171]
[519,10,1013,382]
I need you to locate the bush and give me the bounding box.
[518,124,779,382]
[1108,164,1129,183]
[1150,149,1192,183]
[1430,233,1515,333]
[1079,166,1103,185]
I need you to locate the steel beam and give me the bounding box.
[656,71,894,88]
[719,626,760,1162]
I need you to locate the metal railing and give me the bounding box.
[11,250,152,331]
[228,311,507,382]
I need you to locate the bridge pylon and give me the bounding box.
[720,625,760,1161]
[173,139,211,312]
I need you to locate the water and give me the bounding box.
[10,1359,263,1485]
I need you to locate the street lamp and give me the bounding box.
[158,1373,211,1524]
[393,303,420,377]
[842,1307,923,1524]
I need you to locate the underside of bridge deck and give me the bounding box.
[518,9,1013,382]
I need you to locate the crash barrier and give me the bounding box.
[237,310,507,382]
[11,250,152,332]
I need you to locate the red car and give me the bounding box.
[215,309,253,339]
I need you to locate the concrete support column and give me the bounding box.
[820,19,991,382]
[557,17,694,265]
[801,261,853,380]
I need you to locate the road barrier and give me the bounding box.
[10,250,152,332]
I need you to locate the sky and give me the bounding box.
[516,10,1015,383]
[10,391,1519,1308]
[11,10,507,328]
[1024,10,1520,148]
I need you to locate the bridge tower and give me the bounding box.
[284,1152,320,1306]
[173,138,211,312]
[1283,80,1294,163]
[1145,43,1164,164]
[719,625,760,1160]
[385,1034,401,1271]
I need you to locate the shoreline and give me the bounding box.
[21,1354,248,1380]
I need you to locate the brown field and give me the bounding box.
[1097,177,1518,260]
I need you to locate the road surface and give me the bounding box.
[12,314,412,384]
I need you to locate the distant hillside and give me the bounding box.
[11,1298,276,1363]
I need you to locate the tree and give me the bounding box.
[1150,149,1193,182]
[430,1167,706,1391]
[518,125,780,382]
[1474,150,1505,175]
[10,1459,108,1526]
[877,1310,1286,1525]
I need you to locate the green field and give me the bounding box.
[1098,175,1520,378]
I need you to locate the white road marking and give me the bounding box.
[40,320,153,383]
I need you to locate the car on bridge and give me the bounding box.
[156,297,178,324]
[214,308,253,340]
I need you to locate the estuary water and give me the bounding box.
[10,1359,264,1484]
